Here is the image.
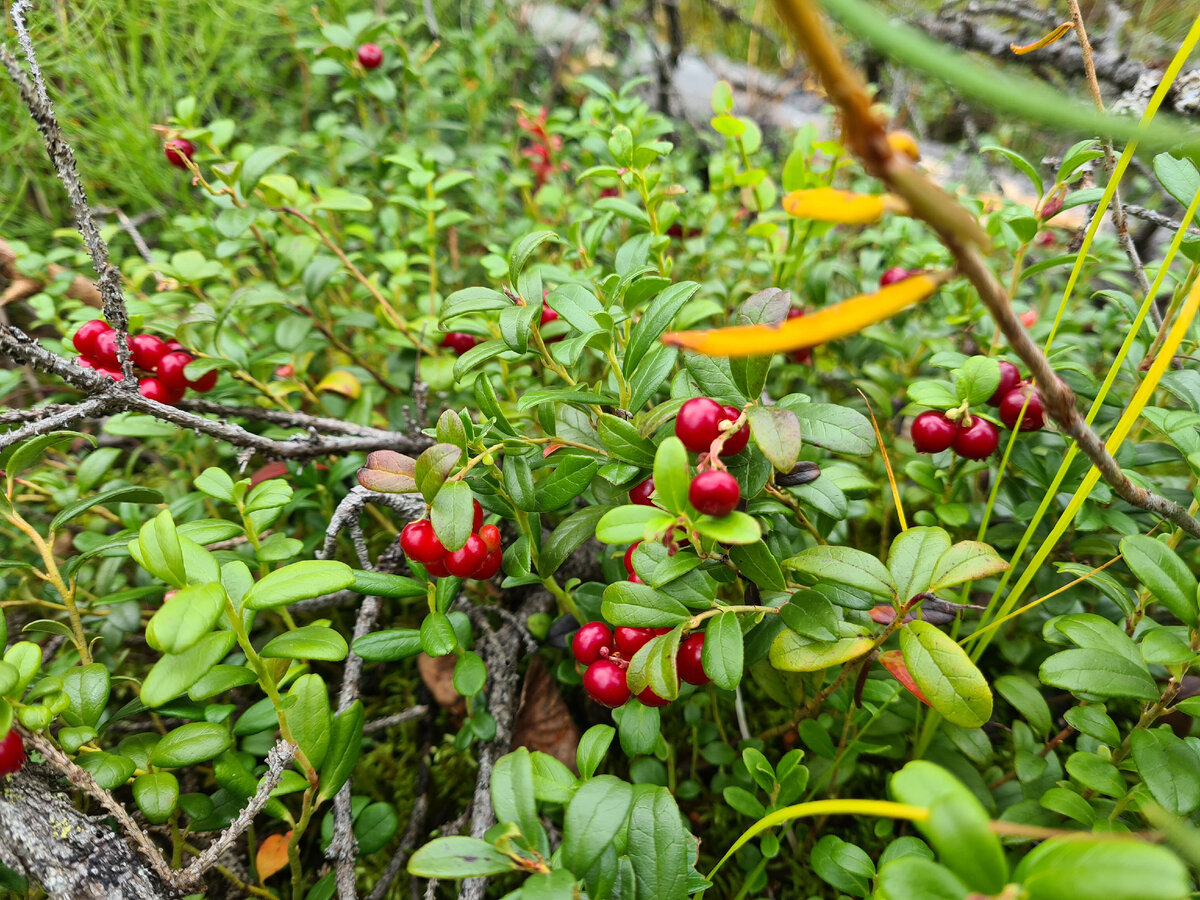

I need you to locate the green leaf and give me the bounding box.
[133,772,179,824]
[539,506,613,578]
[899,621,992,728]
[240,145,296,194]
[534,456,598,511]
[1039,648,1158,701]
[1130,727,1200,816]
[625,282,701,377]
[628,629,681,701]
[788,403,874,455]
[151,722,232,768]
[349,571,426,599]
[288,674,332,770]
[318,701,364,803]
[431,480,474,552]
[652,436,690,515]
[693,511,762,545]
[747,406,802,471]
[784,546,896,600]
[887,527,951,603]
[76,751,136,791]
[928,541,1008,592]
[601,581,690,627]
[598,414,657,467]
[577,724,615,779]
[780,590,840,641]
[453,652,487,697]
[953,357,1001,406]
[352,628,423,662]
[50,487,163,531]
[408,837,517,879]
[4,431,92,495]
[414,443,462,504]
[1014,837,1190,900]
[729,541,786,591]
[508,230,562,285]
[875,858,969,900]
[769,630,873,672]
[243,560,356,609]
[812,834,875,897]
[141,632,237,708]
[188,664,256,701]
[261,625,348,661]
[1119,535,1199,625]
[420,612,457,656]
[561,776,634,875]
[146,583,226,655]
[993,675,1052,738]
[596,505,676,544]
[1154,154,1200,226]
[61,664,110,728]
[492,747,540,847]
[703,612,744,691]
[441,286,511,322]
[729,289,789,399]
[626,787,689,900]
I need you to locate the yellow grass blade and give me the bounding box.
[1010,23,1072,55]
[782,187,909,223]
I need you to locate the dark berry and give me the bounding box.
[156,351,194,397]
[879,267,912,287]
[689,470,740,517]
[165,139,196,169]
[72,319,111,357]
[677,633,709,685]
[623,541,641,577]
[441,332,478,355]
[953,418,1000,460]
[583,660,631,707]
[445,534,488,578]
[357,43,384,69]
[615,626,669,659]
[987,361,1022,407]
[478,524,502,552]
[911,411,957,454]
[999,384,1045,432]
[400,520,446,565]
[637,685,671,707]
[629,477,655,506]
[0,729,25,777]
[676,397,725,453]
[719,406,750,456]
[129,334,169,371]
[573,622,614,666]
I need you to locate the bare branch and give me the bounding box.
[0,397,108,447]
[1124,204,1200,236]
[364,705,430,735]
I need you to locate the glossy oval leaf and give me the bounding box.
[899,621,992,728]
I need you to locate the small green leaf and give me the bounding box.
[288,674,332,770]
[151,722,232,768]
[408,837,517,879]
[146,583,226,655]
[318,701,364,803]
[769,630,873,672]
[1119,535,1199,625]
[261,625,348,661]
[747,406,802,471]
[561,776,634,875]
[887,527,951,604]
[50,486,163,531]
[601,581,690,627]
[785,546,897,600]
[928,541,1009,592]
[453,652,487,697]
[243,561,356,610]
[431,480,474,552]
[693,511,762,545]
[899,621,992,728]
[596,505,676,544]
[133,772,179,824]
[729,541,786,591]
[352,629,423,662]
[703,612,744,690]
[1129,727,1200,816]
[577,724,615,779]
[653,437,690,515]
[414,443,462,503]
[1014,837,1189,900]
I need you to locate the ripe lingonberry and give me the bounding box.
[138,377,182,404]
[786,308,812,364]
[676,397,725,453]
[573,621,614,665]
[987,360,1022,407]
[129,334,168,371]
[911,411,957,454]
[637,685,671,707]
[689,470,740,517]
[357,43,384,69]
[953,418,1000,460]
[583,660,631,707]
[400,520,446,565]
[478,524,502,552]
[623,541,641,577]
[475,547,503,580]
[165,139,196,169]
[629,477,655,506]
[92,330,120,367]
[719,406,750,456]
[441,332,478,355]
[423,557,450,578]
[445,534,488,578]
[999,384,1045,431]
[0,729,25,777]
[615,626,669,658]
[539,306,563,343]
[72,319,111,357]
[187,365,219,393]
[677,633,709,685]
[156,351,194,397]
[880,267,912,287]
[472,499,484,533]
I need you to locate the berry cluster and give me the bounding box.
[572,622,709,708]
[0,729,25,777]
[399,500,503,580]
[675,398,745,517]
[72,320,216,404]
[912,362,1045,461]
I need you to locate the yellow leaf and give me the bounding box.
[256,831,293,880]
[781,187,909,224]
[886,130,920,162]
[1010,22,1073,55]
[315,370,362,399]
[662,272,949,358]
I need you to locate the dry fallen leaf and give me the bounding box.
[513,656,580,772]
[256,831,293,880]
[418,652,465,712]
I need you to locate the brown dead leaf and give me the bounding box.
[418,652,465,712]
[256,831,293,880]
[513,656,580,773]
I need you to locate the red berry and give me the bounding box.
[786,309,812,365]
[583,660,631,708]
[165,138,196,169]
[676,398,725,453]
[0,729,25,777]
[400,520,445,565]
[479,524,502,552]
[445,534,488,578]
[623,541,641,577]
[92,330,119,367]
[880,267,912,287]
[572,622,614,666]
[953,418,1000,460]
[94,364,125,381]
[423,557,449,578]
[719,405,750,456]
[187,366,219,393]
[987,361,1022,407]
[911,411,957,454]
[128,334,168,371]
[677,633,709,685]
[999,384,1045,432]
[441,332,478,355]
[72,319,111,357]
[165,340,185,353]
[540,306,559,326]
[474,547,503,580]
[472,499,484,533]
[637,685,671,707]
[357,43,384,69]
[689,470,740,517]
[629,477,655,506]
[615,626,669,659]
[629,573,645,584]
[138,377,182,404]
[156,351,194,396]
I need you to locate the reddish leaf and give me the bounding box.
[879,649,931,706]
[256,831,293,880]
